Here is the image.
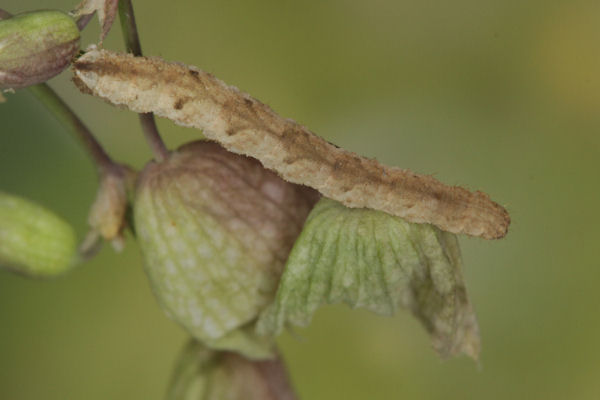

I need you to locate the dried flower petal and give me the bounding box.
[71,0,118,42]
[80,164,136,256]
[134,141,318,358]
[257,198,480,359]
[73,49,510,240]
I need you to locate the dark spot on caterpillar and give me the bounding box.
[173,96,192,110]
[74,59,124,77]
[73,61,94,72]
[72,75,94,95]
[189,69,200,80]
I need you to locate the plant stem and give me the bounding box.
[138,113,168,161]
[118,0,168,162]
[117,0,142,56]
[28,83,116,173]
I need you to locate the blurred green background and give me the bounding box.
[1,0,599,399]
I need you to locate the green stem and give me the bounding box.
[28,83,116,173]
[118,0,142,56]
[118,0,168,162]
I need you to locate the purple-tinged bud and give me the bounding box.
[0,10,80,89]
[166,340,297,400]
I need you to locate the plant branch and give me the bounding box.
[28,83,116,173]
[117,0,168,162]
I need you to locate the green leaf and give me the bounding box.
[257,198,480,359]
[0,191,77,278]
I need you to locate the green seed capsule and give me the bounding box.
[134,141,318,359]
[0,10,80,89]
[0,191,77,278]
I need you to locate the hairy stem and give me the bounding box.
[28,83,117,173]
[117,0,168,162]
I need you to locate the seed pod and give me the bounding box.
[0,10,80,89]
[134,141,319,358]
[0,191,77,278]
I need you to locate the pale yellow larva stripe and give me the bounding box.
[72,49,510,239]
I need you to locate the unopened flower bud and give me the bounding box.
[0,191,77,278]
[166,340,296,400]
[134,141,319,358]
[0,10,80,89]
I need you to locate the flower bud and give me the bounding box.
[134,141,319,358]
[0,191,77,278]
[166,340,296,400]
[0,10,80,89]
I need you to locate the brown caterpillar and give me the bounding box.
[72,49,510,239]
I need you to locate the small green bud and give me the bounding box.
[166,340,295,400]
[257,198,481,360]
[134,141,318,359]
[0,10,80,89]
[0,191,77,278]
